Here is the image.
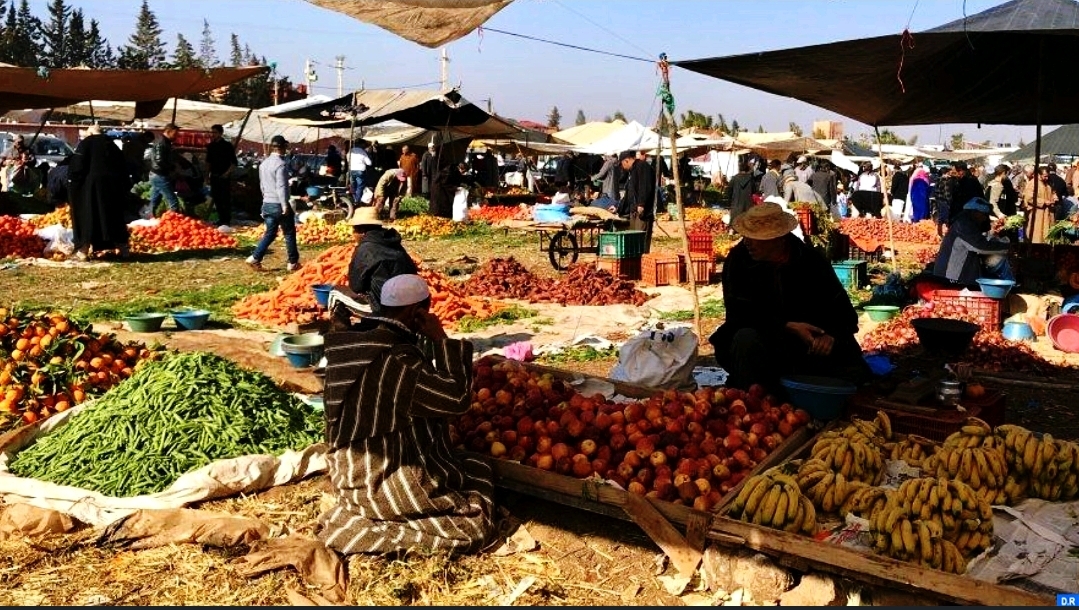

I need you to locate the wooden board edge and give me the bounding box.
[707,516,1054,607]
[480,354,665,399]
[623,492,702,577]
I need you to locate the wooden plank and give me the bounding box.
[624,492,702,578]
[707,516,1053,607]
[495,476,632,522]
[683,511,710,553]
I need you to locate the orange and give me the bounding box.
[14,337,29,351]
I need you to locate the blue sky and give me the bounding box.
[34,0,1041,146]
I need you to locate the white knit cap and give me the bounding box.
[380,274,430,307]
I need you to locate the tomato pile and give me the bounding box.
[455,358,811,510]
[231,245,502,328]
[464,257,648,306]
[912,247,938,266]
[128,212,239,253]
[26,205,72,229]
[861,302,1070,374]
[469,206,520,224]
[0,215,46,259]
[0,307,161,431]
[839,218,941,245]
[688,215,728,234]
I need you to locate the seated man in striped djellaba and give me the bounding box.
[318,274,495,555]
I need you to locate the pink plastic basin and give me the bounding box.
[1047,313,1079,353]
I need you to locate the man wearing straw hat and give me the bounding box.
[320,273,495,556]
[328,207,418,323]
[708,202,870,396]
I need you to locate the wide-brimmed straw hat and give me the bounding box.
[732,202,799,240]
[348,207,384,227]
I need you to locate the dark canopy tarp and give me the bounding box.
[0,65,269,115]
[674,0,1079,127]
[304,0,512,48]
[1004,124,1079,161]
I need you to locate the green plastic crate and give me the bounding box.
[598,231,647,258]
[832,260,867,292]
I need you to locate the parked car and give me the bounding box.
[0,132,74,168]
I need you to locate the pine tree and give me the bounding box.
[716,113,729,134]
[612,110,627,122]
[0,0,11,64]
[757,125,765,133]
[788,121,803,137]
[172,33,196,69]
[5,0,43,66]
[198,19,216,68]
[41,0,69,68]
[118,0,166,69]
[574,109,586,126]
[87,20,114,68]
[229,33,242,66]
[65,8,87,67]
[730,119,740,133]
[547,106,561,130]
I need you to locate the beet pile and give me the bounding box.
[463,257,648,306]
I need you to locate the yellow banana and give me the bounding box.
[947,448,961,477]
[916,520,932,562]
[759,485,782,525]
[961,425,987,437]
[901,518,916,556]
[942,539,956,573]
[930,538,943,569]
[771,491,790,529]
[891,522,906,556]
[876,411,893,440]
[743,476,770,516]
[800,496,817,535]
[960,449,974,482]
[1023,434,1038,473]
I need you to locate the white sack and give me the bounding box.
[610,326,698,390]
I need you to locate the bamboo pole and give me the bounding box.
[875,126,897,273]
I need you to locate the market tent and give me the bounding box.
[50,98,251,130]
[1004,124,1079,161]
[552,120,626,146]
[735,134,832,154]
[267,88,488,128]
[0,65,268,116]
[673,0,1079,127]
[304,0,513,48]
[578,121,663,154]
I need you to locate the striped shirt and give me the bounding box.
[318,321,494,555]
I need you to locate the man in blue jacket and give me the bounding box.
[246,135,301,272]
[932,198,1013,287]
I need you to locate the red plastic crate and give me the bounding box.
[847,390,1005,443]
[929,289,1004,331]
[794,208,816,235]
[687,231,715,258]
[641,253,680,287]
[678,253,714,285]
[596,256,641,280]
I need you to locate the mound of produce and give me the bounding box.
[128,211,238,253]
[469,206,520,224]
[26,205,72,229]
[727,468,817,535]
[685,208,720,222]
[394,215,467,239]
[464,257,648,306]
[687,215,728,234]
[295,217,352,245]
[231,245,502,328]
[839,218,941,245]
[0,308,158,431]
[0,215,46,259]
[860,301,1070,374]
[454,358,811,511]
[9,351,323,497]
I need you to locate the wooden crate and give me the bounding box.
[678,253,714,285]
[641,253,680,287]
[596,256,642,280]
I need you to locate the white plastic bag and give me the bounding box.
[360,187,374,205]
[35,224,75,258]
[452,187,470,222]
[610,326,699,390]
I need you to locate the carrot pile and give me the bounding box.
[128,212,239,253]
[469,206,520,224]
[231,245,504,329]
[0,216,46,259]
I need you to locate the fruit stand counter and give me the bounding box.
[703,414,1055,606]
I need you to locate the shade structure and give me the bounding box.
[552,120,627,146]
[268,88,488,128]
[1004,124,1079,161]
[51,98,251,130]
[0,65,268,116]
[304,0,512,48]
[674,0,1079,127]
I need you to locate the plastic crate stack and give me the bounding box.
[595,230,646,280]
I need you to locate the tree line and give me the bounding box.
[0,0,289,108]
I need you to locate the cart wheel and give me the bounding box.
[335,195,355,221]
[549,230,579,271]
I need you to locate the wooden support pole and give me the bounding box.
[875,126,897,273]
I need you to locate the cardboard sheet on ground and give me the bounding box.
[0,401,328,528]
[0,502,82,540]
[97,508,270,550]
[237,534,349,604]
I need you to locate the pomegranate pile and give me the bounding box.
[452,358,811,511]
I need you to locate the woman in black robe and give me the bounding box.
[69,126,132,259]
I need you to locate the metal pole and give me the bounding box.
[1031,38,1045,243]
[875,126,897,272]
[171,97,178,125]
[335,55,345,97]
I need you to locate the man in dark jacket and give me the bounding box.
[932,198,1013,288]
[889,163,909,219]
[148,123,181,216]
[759,159,781,199]
[728,161,756,226]
[618,150,656,253]
[345,207,419,313]
[1046,162,1071,221]
[205,124,238,226]
[69,124,132,260]
[949,161,986,223]
[809,161,838,217]
[708,202,871,396]
[420,141,438,197]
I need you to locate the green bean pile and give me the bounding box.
[10,351,323,497]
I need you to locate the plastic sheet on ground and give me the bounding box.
[0,401,327,528]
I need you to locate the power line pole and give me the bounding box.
[304,58,318,97]
[439,47,449,91]
[335,55,345,96]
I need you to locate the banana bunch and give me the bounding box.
[921,417,1008,505]
[881,477,993,557]
[888,434,939,468]
[869,510,968,574]
[839,484,891,521]
[996,425,1079,502]
[810,429,885,485]
[728,471,817,535]
[796,458,858,513]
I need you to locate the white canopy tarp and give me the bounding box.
[552,120,627,146]
[52,98,251,131]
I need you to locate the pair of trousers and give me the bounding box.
[629,213,653,254]
[148,172,180,213]
[209,176,232,225]
[251,204,299,264]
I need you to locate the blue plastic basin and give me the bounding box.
[284,351,319,368]
[780,375,857,421]
[171,308,210,330]
[306,186,323,198]
[975,278,1015,300]
[311,284,334,308]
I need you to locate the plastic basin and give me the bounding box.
[863,305,900,322]
[1048,313,1079,353]
[780,375,857,421]
[1002,320,1035,342]
[171,308,210,331]
[125,313,167,332]
[282,333,324,353]
[284,351,320,368]
[975,278,1016,300]
[306,186,323,198]
[311,284,334,308]
[911,318,980,357]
